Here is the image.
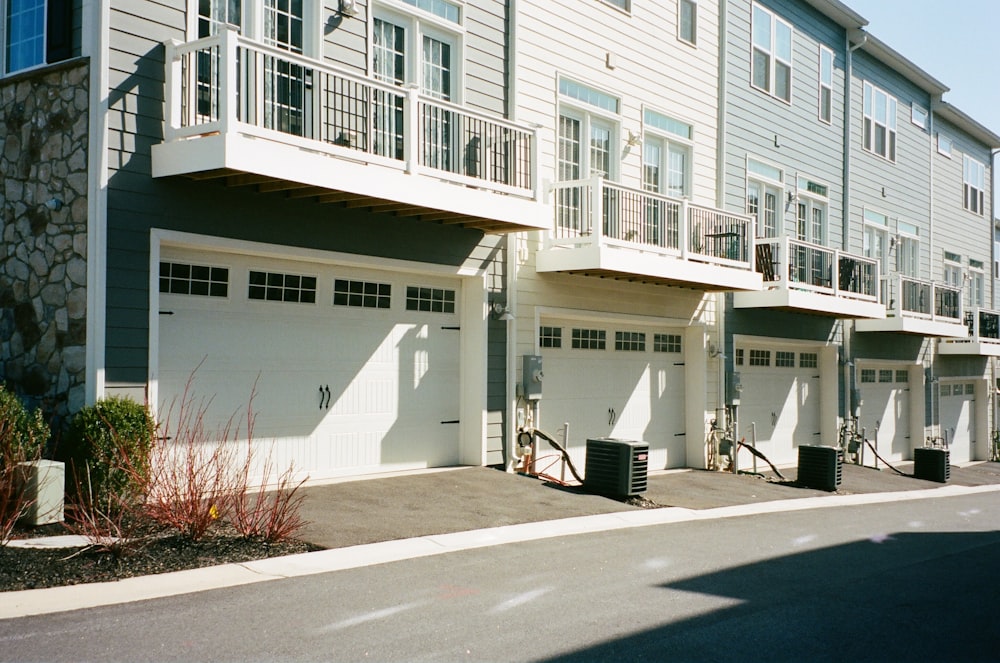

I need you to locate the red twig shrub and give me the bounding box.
[64,466,148,558]
[228,444,308,543]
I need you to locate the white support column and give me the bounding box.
[459,274,489,466]
[163,39,182,141]
[219,27,239,134]
[819,345,839,445]
[909,363,927,457]
[684,325,708,469]
[404,84,421,175]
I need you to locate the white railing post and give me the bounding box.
[679,199,689,259]
[831,248,841,296]
[163,39,183,141]
[219,26,239,135]
[404,84,421,175]
[531,125,542,202]
[590,175,603,242]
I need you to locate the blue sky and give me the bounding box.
[846,0,1000,211]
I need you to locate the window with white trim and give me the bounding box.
[572,328,607,350]
[558,78,620,182]
[678,0,697,46]
[937,134,952,157]
[863,209,889,274]
[862,81,897,161]
[539,326,562,348]
[751,3,792,103]
[746,159,783,238]
[818,45,833,123]
[963,155,986,215]
[943,252,963,292]
[642,109,693,199]
[896,220,919,278]
[601,0,630,11]
[970,259,985,309]
[910,104,927,130]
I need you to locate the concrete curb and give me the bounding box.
[4,482,1000,620]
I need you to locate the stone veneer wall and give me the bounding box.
[0,59,89,426]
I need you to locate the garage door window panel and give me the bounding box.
[406,286,456,313]
[748,349,770,366]
[615,331,646,352]
[654,334,681,353]
[572,328,606,350]
[799,352,817,368]
[333,279,391,309]
[160,261,230,298]
[775,351,795,367]
[248,270,317,303]
[539,326,562,348]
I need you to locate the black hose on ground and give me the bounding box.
[863,439,909,477]
[736,441,788,482]
[524,428,585,484]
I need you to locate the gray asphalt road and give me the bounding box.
[2,492,999,662]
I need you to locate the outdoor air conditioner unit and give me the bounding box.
[584,438,648,498]
[797,445,842,492]
[913,447,950,483]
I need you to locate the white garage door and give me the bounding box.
[538,320,687,472]
[858,365,911,463]
[941,381,975,464]
[735,344,821,467]
[156,250,461,479]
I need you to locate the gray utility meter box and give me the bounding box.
[522,355,543,400]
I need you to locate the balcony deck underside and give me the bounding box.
[535,244,762,291]
[855,316,969,337]
[734,288,885,319]
[937,340,1000,356]
[151,132,546,234]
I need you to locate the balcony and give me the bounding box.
[733,236,884,318]
[534,177,762,291]
[938,308,1000,355]
[151,28,545,233]
[855,274,968,337]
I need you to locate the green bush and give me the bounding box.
[63,397,156,507]
[0,385,49,466]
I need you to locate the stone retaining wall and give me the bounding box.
[0,59,89,426]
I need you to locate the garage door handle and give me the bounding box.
[440,420,460,424]
[319,385,330,409]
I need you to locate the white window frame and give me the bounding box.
[818,45,833,124]
[372,1,465,102]
[642,107,694,199]
[751,3,793,104]
[557,77,621,182]
[795,175,828,245]
[746,157,784,239]
[943,254,963,290]
[937,133,953,158]
[970,265,985,309]
[862,81,897,162]
[191,0,321,57]
[863,208,890,274]
[678,0,697,46]
[963,154,986,216]
[3,0,47,75]
[600,0,630,12]
[910,104,928,130]
[895,220,919,278]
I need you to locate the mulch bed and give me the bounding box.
[1,522,322,593]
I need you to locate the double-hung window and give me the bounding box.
[556,78,620,235]
[751,3,792,103]
[862,81,897,161]
[818,46,833,123]
[746,158,783,239]
[969,259,985,309]
[963,155,986,215]
[862,209,889,275]
[792,177,828,285]
[678,0,697,46]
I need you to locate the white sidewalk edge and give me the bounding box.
[4,482,1000,620]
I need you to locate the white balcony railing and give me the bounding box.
[965,307,1000,342]
[547,177,754,270]
[162,28,539,199]
[881,274,963,323]
[754,236,879,301]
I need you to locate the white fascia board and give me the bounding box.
[733,289,886,319]
[937,340,1000,357]
[151,133,548,229]
[535,246,763,292]
[855,317,969,338]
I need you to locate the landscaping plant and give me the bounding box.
[62,396,156,510]
[0,386,48,546]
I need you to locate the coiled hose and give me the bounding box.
[520,428,584,484]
